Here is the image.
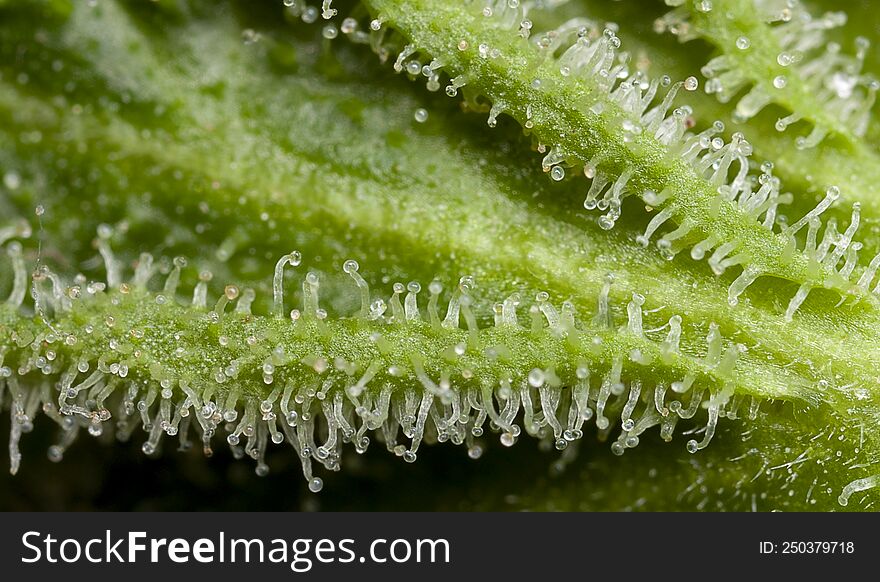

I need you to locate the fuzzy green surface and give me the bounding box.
[0,0,878,510]
[364,0,877,299]
[665,0,880,261]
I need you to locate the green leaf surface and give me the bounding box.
[0,0,878,510]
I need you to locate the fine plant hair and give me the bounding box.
[1,0,879,511]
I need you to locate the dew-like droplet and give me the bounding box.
[340,18,357,34]
[3,172,21,190]
[527,368,545,387]
[302,7,318,23]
